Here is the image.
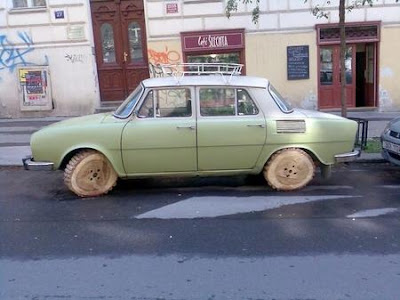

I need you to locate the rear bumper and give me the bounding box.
[334,150,360,163]
[22,156,54,171]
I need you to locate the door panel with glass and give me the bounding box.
[319,45,356,109]
[122,88,196,175]
[90,0,149,101]
[196,87,266,171]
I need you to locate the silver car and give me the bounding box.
[381,117,400,165]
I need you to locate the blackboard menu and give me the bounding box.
[287,45,309,80]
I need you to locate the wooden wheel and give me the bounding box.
[64,150,118,197]
[263,148,315,191]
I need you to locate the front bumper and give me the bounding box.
[382,148,400,166]
[334,149,360,163]
[22,156,54,171]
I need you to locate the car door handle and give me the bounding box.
[247,124,265,128]
[176,125,196,130]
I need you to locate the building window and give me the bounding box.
[128,22,144,64]
[317,23,380,45]
[101,23,116,64]
[13,0,46,8]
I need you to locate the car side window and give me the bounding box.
[199,88,258,117]
[138,91,155,118]
[199,88,235,116]
[237,89,259,115]
[138,88,192,118]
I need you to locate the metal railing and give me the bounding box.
[349,117,369,150]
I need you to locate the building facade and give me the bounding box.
[0,0,101,118]
[146,0,400,112]
[0,0,399,118]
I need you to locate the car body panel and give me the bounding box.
[30,113,127,176]
[197,115,267,170]
[258,115,358,167]
[121,116,197,175]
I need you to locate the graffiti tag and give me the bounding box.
[148,46,181,65]
[65,53,85,64]
[0,32,35,72]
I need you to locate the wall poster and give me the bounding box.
[18,66,53,111]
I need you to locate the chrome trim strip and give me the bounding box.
[334,150,360,163]
[22,156,54,171]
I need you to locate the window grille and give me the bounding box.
[318,23,379,44]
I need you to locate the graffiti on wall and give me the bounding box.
[148,47,181,77]
[0,32,48,80]
[65,53,86,64]
[148,47,181,65]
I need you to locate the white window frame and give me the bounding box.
[11,0,47,10]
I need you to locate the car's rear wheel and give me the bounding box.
[263,148,315,191]
[64,150,118,197]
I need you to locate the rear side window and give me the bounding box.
[199,88,258,117]
[138,88,192,118]
[269,84,293,113]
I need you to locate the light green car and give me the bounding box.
[23,75,359,197]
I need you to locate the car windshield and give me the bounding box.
[113,84,144,118]
[269,84,293,113]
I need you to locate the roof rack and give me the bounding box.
[149,63,243,83]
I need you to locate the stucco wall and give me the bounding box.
[245,31,317,110]
[0,0,99,118]
[379,26,400,112]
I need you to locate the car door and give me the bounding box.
[196,87,267,171]
[121,87,196,175]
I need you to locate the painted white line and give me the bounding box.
[332,169,365,173]
[135,195,359,219]
[347,207,398,218]
[377,185,400,189]
[302,185,353,191]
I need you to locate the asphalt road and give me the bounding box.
[1,163,400,300]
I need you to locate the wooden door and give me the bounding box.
[90,0,149,101]
[318,45,356,109]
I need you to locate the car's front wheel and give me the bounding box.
[64,150,118,197]
[263,148,315,191]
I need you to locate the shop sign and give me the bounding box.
[182,31,244,52]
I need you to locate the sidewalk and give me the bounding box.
[0,111,398,167]
[0,117,67,167]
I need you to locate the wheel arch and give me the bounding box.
[58,146,125,177]
[259,145,326,171]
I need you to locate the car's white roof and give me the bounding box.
[141,75,270,89]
